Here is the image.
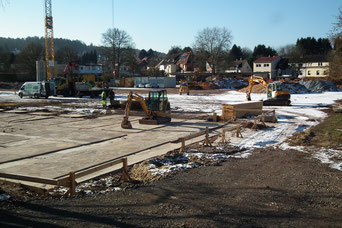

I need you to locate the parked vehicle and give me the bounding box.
[18,81,55,99]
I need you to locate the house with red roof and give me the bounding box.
[253,56,281,79]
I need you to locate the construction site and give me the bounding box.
[0,0,342,227]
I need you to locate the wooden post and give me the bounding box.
[252,117,258,129]
[121,158,131,182]
[261,113,266,126]
[213,112,217,122]
[236,125,243,138]
[221,128,226,143]
[203,127,212,147]
[272,110,277,123]
[180,138,185,152]
[69,171,76,196]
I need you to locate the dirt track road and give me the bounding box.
[1,148,341,227]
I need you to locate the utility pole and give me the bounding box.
[44,0,55,80]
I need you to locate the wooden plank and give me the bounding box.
[57,158,125,186]
[182,129,206,141]
[0,172,58,185]
[74,159,124,179]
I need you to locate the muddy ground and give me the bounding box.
[1,147,342,227]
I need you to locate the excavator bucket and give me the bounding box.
[121,117,132,129]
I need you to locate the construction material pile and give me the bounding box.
[282,83,310,94]
[212,78,248,90]
[299,80,340,92]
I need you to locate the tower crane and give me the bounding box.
[44,0,55,80]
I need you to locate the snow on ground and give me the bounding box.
[1,90,342,172]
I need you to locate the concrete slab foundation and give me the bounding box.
[0,112,221,187]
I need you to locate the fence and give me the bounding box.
[0,157,130,196]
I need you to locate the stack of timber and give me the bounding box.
[222,101,263,120]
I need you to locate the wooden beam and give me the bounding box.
[57,158,126,187]
[0,173,58,185]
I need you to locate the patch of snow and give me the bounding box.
[0,194,10,201]
[312,149,342,171]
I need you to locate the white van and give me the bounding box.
[18,81,54,99]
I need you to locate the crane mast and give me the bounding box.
[44,0,55,80]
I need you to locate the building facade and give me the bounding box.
[253,56,281,79]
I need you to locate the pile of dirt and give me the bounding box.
[130,143,240,183]
[239,83,266,93]
[197,82,219,90]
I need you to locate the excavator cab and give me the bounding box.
[121,90,171,129]
[266,82,290,101]
[147,90,171,112]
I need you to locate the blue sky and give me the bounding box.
[0,0,340,53]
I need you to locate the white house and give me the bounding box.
[225,59,252,73]
[253,56,281,79]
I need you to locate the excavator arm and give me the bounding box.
[246,76,268,101]
[122,91,151,129]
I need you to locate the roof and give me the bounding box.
[254,56,280,63]
[176,52,192,65]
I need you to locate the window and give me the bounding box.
[318,62,322,66]
[323,70,327,75]
[308,70,311,76]
[256,64,261,67]
[316,70,320,75]
[264,63,269,67]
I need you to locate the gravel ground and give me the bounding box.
[1,147,341,227]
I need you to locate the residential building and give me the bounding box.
[176,51,194,72]
[290,56,329,78]
[225,59,252,73]
[157,53,181,74]
[253,56,281,79]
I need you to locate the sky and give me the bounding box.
[0,0,341,53]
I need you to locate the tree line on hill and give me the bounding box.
[0,6,341,83]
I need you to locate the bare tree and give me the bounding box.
[329,7,342,82]
[101,28,134,78]
[193,27,232,74]
[55,46,78,64]
[15,42,43,78]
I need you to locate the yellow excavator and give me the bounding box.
[121,90,171,129]
[246,76,291,106]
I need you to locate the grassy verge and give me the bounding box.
[290,113,342,148]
